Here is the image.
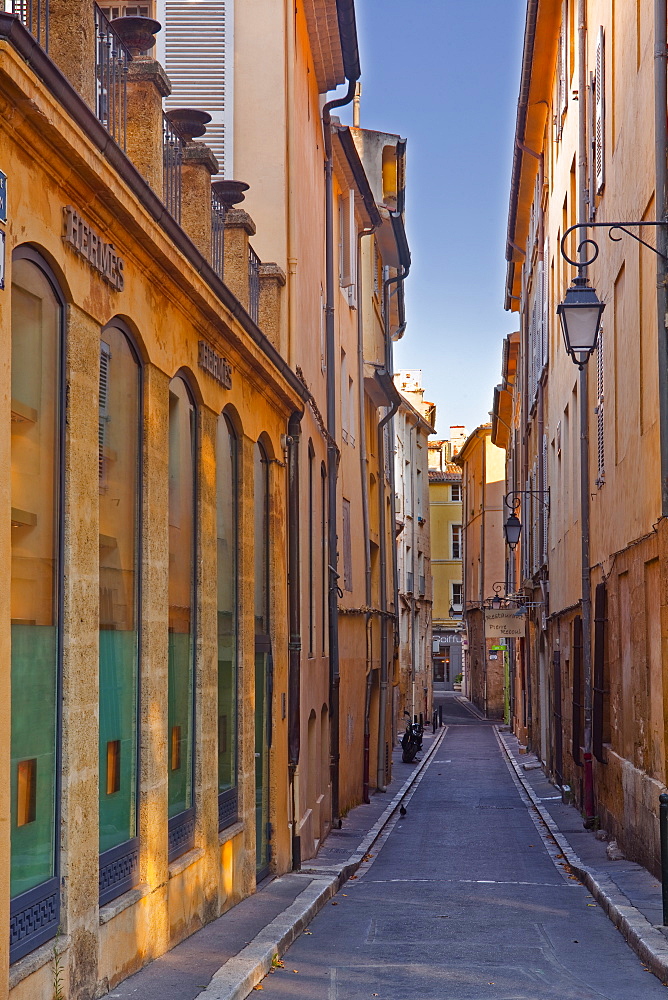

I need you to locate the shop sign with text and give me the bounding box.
[63,206,125,290]
[484,609,526,638]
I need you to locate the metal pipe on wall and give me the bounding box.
[654,0,668,515]
[577,0,595,826]
[323,75,357,825]
[287,411,302,869]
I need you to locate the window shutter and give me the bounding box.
[161,1,228,174]
[99,341,111,484]
[556,3,568,138]
[542,434,548,564]
[595,326,605,484]
[595,27,605,194]
[340,191,357,301]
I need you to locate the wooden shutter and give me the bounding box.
[161,1,228,173]
[595,27,605,194]
[542,434,548,565]
[595,326,605,485]
[593,582,607,762]
[572,615,583,766]
[340,191,357,304]
[342,498,352,591]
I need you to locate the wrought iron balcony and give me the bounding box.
[163,113,183,223]
[10,0,48,50]
[211,187,226,279]
[94,5,131,150]
[248,244,260,324]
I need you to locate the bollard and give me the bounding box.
[661,793,668,925]
[432,710,438,732]
[419,712,423,728]
[438,705,443,727]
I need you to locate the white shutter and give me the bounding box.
[159,1,230,175]
[595,27,605,194]
[556,2,568,139]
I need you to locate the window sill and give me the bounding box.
[99,883,151,926]
[219,820,244,846]
[10,934,70,990]
[168,846,205,879]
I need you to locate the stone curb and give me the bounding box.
[197,725,448,1000]
[496,728,668,985]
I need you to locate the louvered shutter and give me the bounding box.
[556,3,568,139]
[542,434,548,564]
[99,341,111,485]
[159,1,229,175]
[542,238,549,368]
[347,192,358,307]
[595,27,605,194]
[596,326,605,484]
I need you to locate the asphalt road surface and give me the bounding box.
[254,696,668,999]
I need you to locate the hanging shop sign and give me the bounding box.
[198,340,232,389]
[63,206,125,290]
[484,609,527,638]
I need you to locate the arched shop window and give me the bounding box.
[254,441,271,878]
[217,413,239,830]
[98,322,142,904]
[10,247,65,962]
[167,375,197,860]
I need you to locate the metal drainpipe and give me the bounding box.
[577,0,595,826]
[376,268,408,791]
[654,0,668,515]
[377,393,401,792]
[287,411,302,869]
[323,77,357,826]
[357,226,376,804]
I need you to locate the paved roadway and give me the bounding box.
[254,696,667,999]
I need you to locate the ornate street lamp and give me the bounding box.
[503,512,522,550]
[502,490,550,549]
[557,274,605,369]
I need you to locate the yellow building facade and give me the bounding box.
[455,426,507,718]
[501,0,668,874]
[428,432,466,692]
[0,0,414,993]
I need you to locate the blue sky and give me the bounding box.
[338,0,526,437]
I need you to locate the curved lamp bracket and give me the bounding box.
[560,221,668,269]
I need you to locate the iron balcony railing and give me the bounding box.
[248,244,260,324]
[163,114,183,223]
[10,0,48,49]
[211,188,226,279]
[94,5,131,150]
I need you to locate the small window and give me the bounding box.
[452,582,463,607]
[451,524,462,560]
[451,483,462,502]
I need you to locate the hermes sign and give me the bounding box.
[198,341,232,389]
[63,206,125,291]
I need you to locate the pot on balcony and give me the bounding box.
[109,15,161,56]
[166,108,212,142]
[211,179,250,209]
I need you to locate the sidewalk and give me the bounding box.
[497,726,668,984]
[109,722,447,1000]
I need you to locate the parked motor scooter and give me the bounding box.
[401,713,423,763]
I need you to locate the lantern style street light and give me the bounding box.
[502,490,550,550]
[557,274,605,369]
[503,512,522,550]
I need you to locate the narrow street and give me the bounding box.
[255,696,667,999]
